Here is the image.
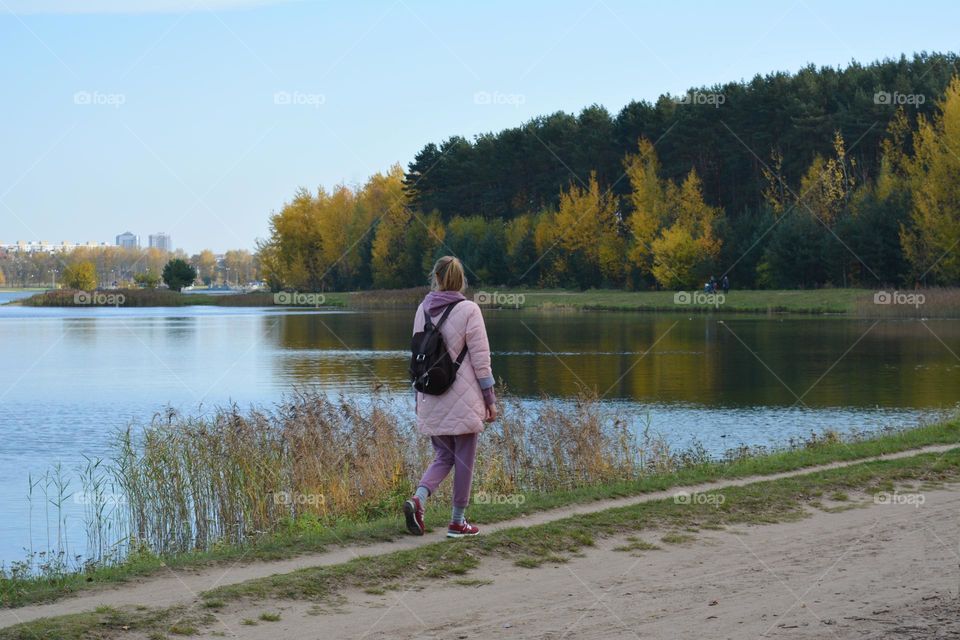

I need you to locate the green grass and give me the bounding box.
[16,286,960,316]
[318,287,960,316]
[612,536,661,553]
[0,605,212,640]
[333,287,960,317]
[16,289,280,307]
[513,288,868,314]
[4,419,958,609]
[3,448,957,640]
[315,287,870,314]
[451,578,493,587]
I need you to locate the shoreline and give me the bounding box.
[2,416,957,611]
[7,287,959,317]
[1,440,958,637]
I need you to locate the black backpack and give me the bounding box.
[409,300,467,395]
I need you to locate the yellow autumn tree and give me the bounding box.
[651,226,701,289]
[368,166,413,288]
[532,209,565,286]
[650,171,722,288]
[552,172,622,285]
[902,76,960,283]
[223,249,255,285]
[315,185,358,284]
[63,261,97,290]
[262,189,325,290]
[194,249,218,285]
[624,138,667,274]
[624,138,723,288]
[796,131,856,227]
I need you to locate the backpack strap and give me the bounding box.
[424,300,469,367]
[453,344,468,368]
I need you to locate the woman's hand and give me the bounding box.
[484,404,498,423]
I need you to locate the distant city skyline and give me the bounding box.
[3,1,960,254]
[0,230,175,253]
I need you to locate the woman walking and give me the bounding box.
[404,256,497,538]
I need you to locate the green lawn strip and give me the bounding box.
[513,288,866,314]
[17,289,263,307]
[2,449,957,640]
[0,604,212,640]
[3,420,958,608]
[15,287,953,316]
[330,288,867,314]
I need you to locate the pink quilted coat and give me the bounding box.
[413,299,493,436]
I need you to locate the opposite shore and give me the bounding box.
[5,286,958,317]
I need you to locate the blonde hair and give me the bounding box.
[430,256,467,292]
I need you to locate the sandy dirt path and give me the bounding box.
[1,443,956,631]
[205,483,960,639]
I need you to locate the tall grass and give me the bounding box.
[114,392,417,554]
[6,387,946,587]
[109,388,657,557]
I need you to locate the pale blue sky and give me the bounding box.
[1,0,957,253]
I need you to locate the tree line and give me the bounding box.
[0,247,259,289]
[259,52,960,291]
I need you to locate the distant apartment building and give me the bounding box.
[148,232,172,252]
[116,231,140,249]
[0,240,107,254]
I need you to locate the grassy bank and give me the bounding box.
[15,288,280,307]
[325,287,960,317]
[316,287,868,314]
[2,389,958,609]
[14,287,960,316]
[3,445,957,639]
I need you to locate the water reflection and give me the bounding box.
[268,310,960,410]
[0,305,957,564]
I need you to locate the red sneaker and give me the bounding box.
[447,520,480,538]
[403,496,425,536]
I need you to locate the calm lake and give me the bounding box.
[0,298,958,564]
